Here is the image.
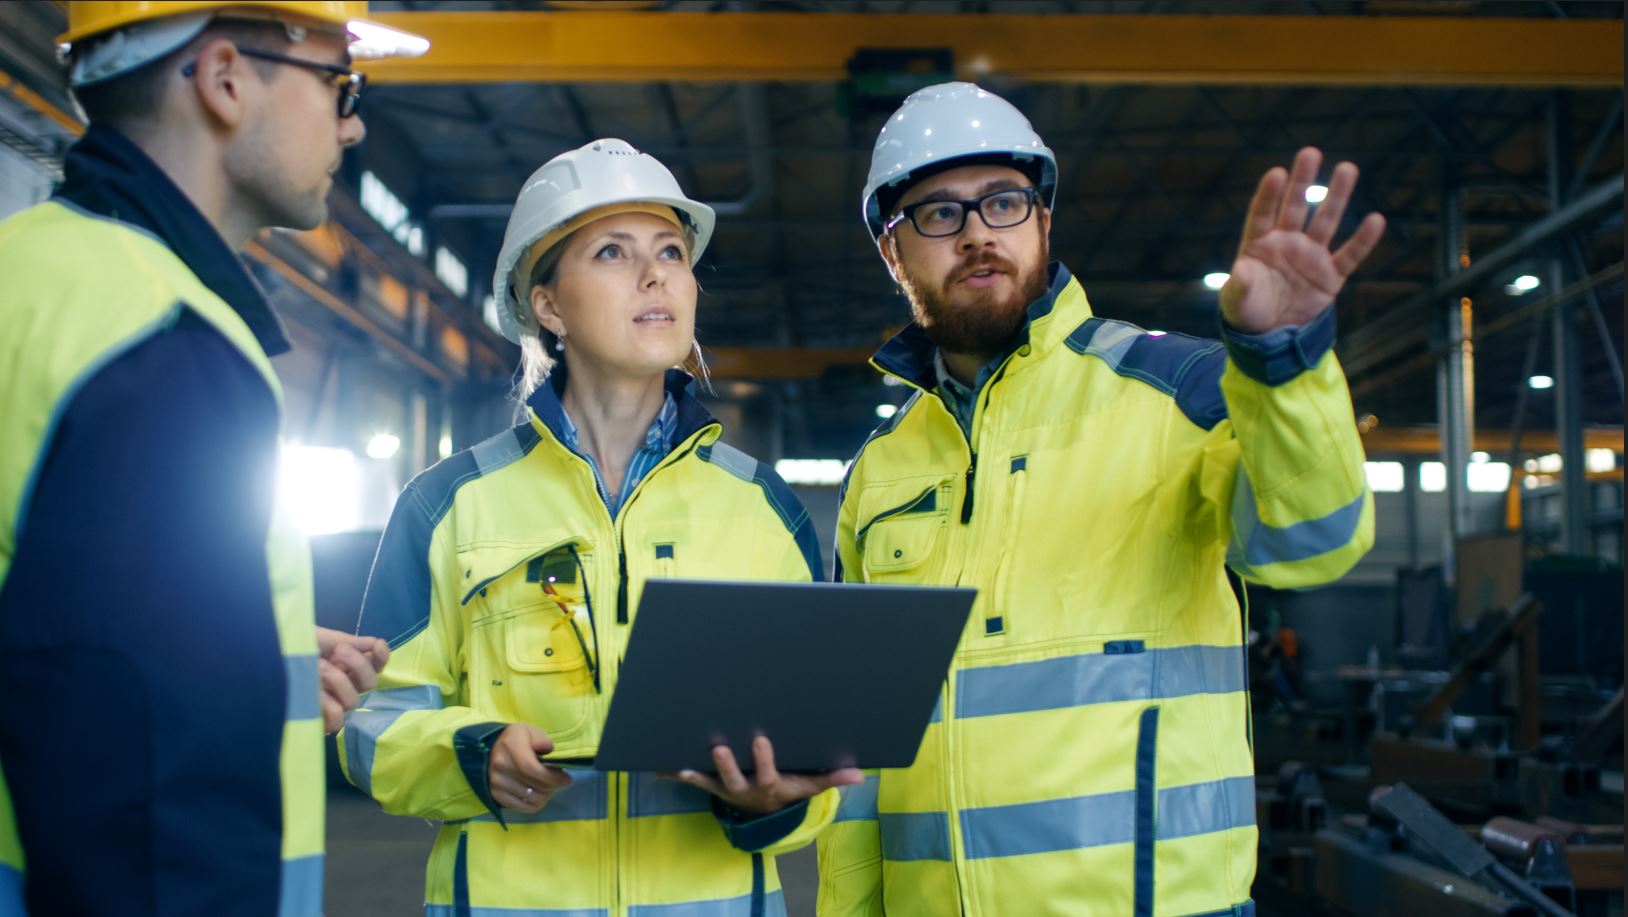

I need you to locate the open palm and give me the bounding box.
[1221,147,1387,333]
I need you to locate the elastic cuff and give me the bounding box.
[712,796,810,852]
[453,721,512,828]
[1220,305,1337,386]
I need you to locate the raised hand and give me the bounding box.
[1222,147,1386,334]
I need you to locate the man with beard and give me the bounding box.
[817,82,1383,916]
[0,3,424,913]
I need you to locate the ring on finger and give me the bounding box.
[522,785,534,800]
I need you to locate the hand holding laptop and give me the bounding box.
[489,722,575,814]
[664,735,864,816]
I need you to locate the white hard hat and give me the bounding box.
[492,138,717,345]
[861,81,1058,240]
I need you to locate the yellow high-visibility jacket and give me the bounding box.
[340,372,837,916]
[818,264,1372,917]
[0,192,323,915]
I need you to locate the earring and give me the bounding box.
[554,332,566,353]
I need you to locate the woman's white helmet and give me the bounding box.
[491,138,716,345]
[861,81,1057,240]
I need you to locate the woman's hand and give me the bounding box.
[668,735,864,816]
[488,723,574,813]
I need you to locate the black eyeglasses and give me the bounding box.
[182,46,365,119]
[886,186,1040,238]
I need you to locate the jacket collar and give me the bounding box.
[871,262,1088,390]
[525,366,718,454]
[53,126,291,356]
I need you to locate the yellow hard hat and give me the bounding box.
[59,2,428,60]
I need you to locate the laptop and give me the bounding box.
[571,579,975,774]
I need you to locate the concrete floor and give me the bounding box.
[323,787,820,916]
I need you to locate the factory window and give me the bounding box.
[1417,460,1512,494]
[1419,461,1446,493]
[435,246,469,299]
[361,170,424,256]
[774,459,850,487]
[481,293,503,335]
[1466,462,1512,493]
[1363,461,1405,493]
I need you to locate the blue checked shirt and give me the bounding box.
[559,392,679,517]
[934,350,1005,439]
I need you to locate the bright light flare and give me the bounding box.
[278,444,362,535]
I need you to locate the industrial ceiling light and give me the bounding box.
[1528,375,1554,389]
[1305,184,1328,204]
[876,404,899,419]
[347,19,431,59]
[1202,272,1229,290]
[1505,274,1541,295]
[367,433,401,459]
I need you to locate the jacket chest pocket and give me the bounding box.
[461,541,597,742]
[856,482,949,582]
[651,543,676,580]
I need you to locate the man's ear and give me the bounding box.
[530,284,564,337]
[1039,206,1052,240]
[189,38,250,130]
[878,234,903,285]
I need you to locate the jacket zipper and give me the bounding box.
[535,418,718,916]
[616,550,630,624]
[960,454,978,524]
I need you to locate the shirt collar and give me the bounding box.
[528,366,715,453]
[558,391,678,457]
[53,126,291,356]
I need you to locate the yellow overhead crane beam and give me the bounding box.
[362,12,1622,88]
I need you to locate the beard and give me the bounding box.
[896,231,1051,359]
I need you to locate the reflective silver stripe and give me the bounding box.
[1157,776,1256,841]
[1227,471,1366,570]
[955,645,1245,719]
[463,768,606,824]
[834,775,879,823]
[342,685,442,797]
[957,776,1258,860]
[472,428,526,477]
[0,862,22,917]
[630,890,786,917]
[1083,321,1142,372]
[879,811,951,862]
[703,441,758,483]
[627,773,710,818]
[425,907,607,916]
[928,694,943,724]
[284,654,319,722]
[276,854,323,917]
[961,789,1135,860]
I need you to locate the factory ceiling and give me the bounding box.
[3,0,1621,459]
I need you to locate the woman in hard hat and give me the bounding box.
[339,139,856,916]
